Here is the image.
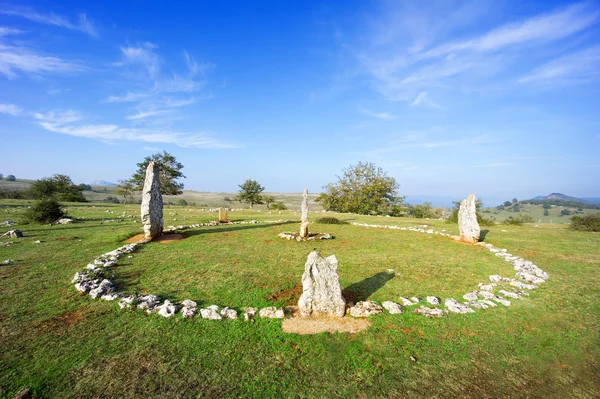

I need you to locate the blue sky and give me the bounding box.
[0,0,599,205]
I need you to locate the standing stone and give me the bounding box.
[458,193,480,243]
[140,162,163,240]
[298,252,346,317]
[299,189,309,238]
[218,207,228,222]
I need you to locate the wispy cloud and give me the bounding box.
[119,43,160,78]
[410,92,441,108]
[125,110,167,120]
[106,91,149,103]
[348,1,600,102]
[0,103,23,116]
[359,106,395,120]
[0,42,84,78]
[0,8,98,37]
[29,108,238,149]
[518,45,600,84]
[0,26,22,37]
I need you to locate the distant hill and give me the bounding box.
[530,193,594,204]
[90,180,116,187]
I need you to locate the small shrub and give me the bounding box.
[570,214,600,232]
[24,198,65,223]
[502,214,534,226]
[176,199,188,206]
[5,174,16,181]
[103,196,120,204]
[315,217,348,225]
[270,201,287,210]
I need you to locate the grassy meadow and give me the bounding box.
[0,201,599,398]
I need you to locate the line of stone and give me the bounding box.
[71,219,298,321]
[350,222,549,317]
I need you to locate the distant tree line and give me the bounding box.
[520,199,600,210]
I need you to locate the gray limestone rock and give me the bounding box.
[298,252,346,317]
[1,229,23,238]
[382,301,403,314]
[158,300,178,317]
[259,307,285,319]
[462,292,478,301]
[458,193,480,243]
[243,307,259,321]
[220,307,238,320]
[137,294,160,311]
[426,296,440,305]
[444,298,475,314]
[399,297,414,306]
[414,306,445,318]
[200,307,223,320]
[140,161,164,240]
[349,301,383,317]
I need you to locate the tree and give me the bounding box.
[24,198,65,223]
[543,209,549,216]
[0,174,3,180]
[512,198,518,203]
[271,201,287,210]
[409,202,441,219]
[236,179,265,209]
[263,195,276,209]
[78,183,92,191]
[114,180,135,204]
[316,162,405,215]
[28,174,86,202]
[130,151,185,195]
[5,175,16,181]
[503,201,512,207]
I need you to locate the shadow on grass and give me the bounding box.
[342,271,395,303]
[181,222,288,237]
[479,229,489,241]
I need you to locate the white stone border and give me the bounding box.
[71,220,548,321]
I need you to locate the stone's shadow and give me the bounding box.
[342,272,395,304]
[181,222,288,237]
[479,229,489,241]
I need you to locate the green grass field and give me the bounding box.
[0,201,599,398]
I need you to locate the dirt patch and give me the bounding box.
[282,316,371,335]
[37,308,85,335]
[265,282,303,304]
[124,233,186,244]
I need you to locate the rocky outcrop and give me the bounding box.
[298,252,346,317]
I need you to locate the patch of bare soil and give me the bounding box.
[282,316,371,335]
[124,233,186,244]
[37,309,85,336]
[265,282,303,304]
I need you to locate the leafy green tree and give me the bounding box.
[0,174,3,180]
[271,201,287,210]
[561,209,571,216]
[28,174,86,202]
[5,175,16,181]
[512,198,518,203]
[316,162,405,215]
[408,202,441,219]
[543,209,549,216]
[24,198,65,223]
[77,183,92,191]
[236,179,265,209]
[114,180,135,204]
[503,201,511,207]
[263,195,276,209]
[130,151,185,195]
[542,203,552,210]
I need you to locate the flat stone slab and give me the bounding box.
[282,316,371,335]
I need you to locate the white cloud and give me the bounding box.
[163,97,196,107]
[120,43,160,77]
[125,110,167,120]
[350,1,600,101]
[0,8,98,37]
[0,43,84,78]
[33,109,82,124]
[0,26,22,37]
[410,92,441,108]
[0,103,23,116]
[359,107,395,120]
[518,45,600,84]
[106,91,149,103]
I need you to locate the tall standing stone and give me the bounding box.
[458,193,480,243]
[218,207,228,222]
[298,252,346,317]
[300,189,309,238]
[140,161,163,240]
